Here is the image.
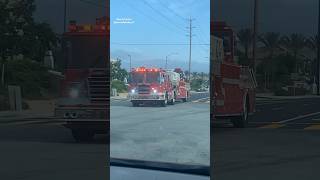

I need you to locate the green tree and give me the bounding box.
[259,32,281,89]
[306,35,319,78]
[306,35,318,52]
[0,0,58,85]
[111,59,128,81]
[281,34,306,73]
[22,22,58,61]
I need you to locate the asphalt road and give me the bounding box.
[0,91,209,179]
[213,97,320,180]
[110,91,210,165]
[0,120,109,180]
[3,94,320,179]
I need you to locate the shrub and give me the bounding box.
[5,59,49,99]
[111,80,127,93]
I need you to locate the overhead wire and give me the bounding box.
[119,0,186,38]
[141,0,186,33]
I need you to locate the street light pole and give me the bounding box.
[165,56,168,69]
[128,55,132,71]
[252,0,259,72]
[165,53,178,69]
[64,0,67,33]
[317,0,320,95]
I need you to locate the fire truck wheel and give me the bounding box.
[232,100,249,128]
[182,92,189,102]
[168,97,175,105]
[72,129,95,142]
[160,95,168,107]
[160,100,167,107]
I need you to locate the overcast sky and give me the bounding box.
[34,0,106,33]
[110,0,210,73]
[33,0,320,72]
[213,0,319,35]
[34,0,319,35]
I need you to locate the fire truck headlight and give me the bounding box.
[70,88,80,98]
[153,89,157,94]
[131,89,136,94]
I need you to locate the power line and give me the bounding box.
[141,0,186,33]
[156,0,186,21]
[120,0,185,37]
[194,25,210,55]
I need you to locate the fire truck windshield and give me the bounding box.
[130,71,160,84]
[146,72,160,83]
[63,35,107,69]
[130,72,144,83]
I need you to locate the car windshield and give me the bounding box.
[146,72,160,83]
[110,0,210,168]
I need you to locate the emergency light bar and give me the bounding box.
[68,17,108,33]
[134,67,160,72]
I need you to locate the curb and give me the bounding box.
[0,112,53,123]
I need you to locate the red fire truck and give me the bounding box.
[128,67,190,107]
[211,21,257,128]
[54,17,109,141]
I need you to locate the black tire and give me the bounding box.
[182,92,189,102]
[72,129,94,142]
[160,100,167,107]
[160,94,168,107]
[168,96,175,105]
[231,99,249,128]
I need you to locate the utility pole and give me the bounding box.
[252,0,259,72]
[317,0,320,95]
[187,18,195,81]
[64,0,67,33]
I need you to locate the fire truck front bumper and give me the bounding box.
[128,93,166,101]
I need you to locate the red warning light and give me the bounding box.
[135,67,146,72]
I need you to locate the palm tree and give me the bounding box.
[237,28,253,59]
[259,32,281,58]
[259,32,281,89]
[306,35,318,53]
[281,33,306,73]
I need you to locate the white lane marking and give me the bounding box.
[278,112,320,124]
[192,97,210,103]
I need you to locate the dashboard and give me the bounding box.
[111,166,210,180]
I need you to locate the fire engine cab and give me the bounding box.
[54,17,109,141]
[211,21,257,128]
[128,67,190,107]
